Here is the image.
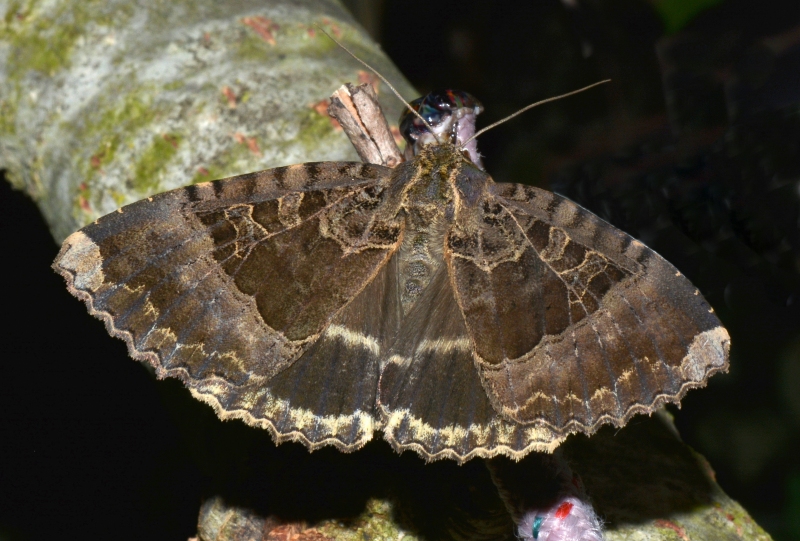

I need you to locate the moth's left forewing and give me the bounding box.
[449,181,729,436]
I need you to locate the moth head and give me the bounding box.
[399,89,484,169]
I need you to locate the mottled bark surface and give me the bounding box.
[0,1,772,540]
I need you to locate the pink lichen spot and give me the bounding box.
[358,70,380,94]
[311,99,341,130]
[245,137,261,156]
[79,195,91,213]
[242,16,278,45]
[266,523,329,540]
[724,512,743,536]
[221,86,237,108]
[654,519,690,541]
[90,153,104,169]
[197,167,210,176]
[321,18,341,38]
[554,502,573,519]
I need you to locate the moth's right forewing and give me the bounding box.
[54,162,402,450]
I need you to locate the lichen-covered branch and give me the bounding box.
[0,0,413,242]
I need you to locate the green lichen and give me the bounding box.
[163,79,186,91]
[109,189,126,207]
[67,86,174,218]
[0,87,19,135]
[3,1,22,25]
[234,31,273,62]
[318,499,418,541]
[77,89,157,180]
[132,133,181,193]
[296,106,337,154]
[1,0,130,79]
[233,19,348,63]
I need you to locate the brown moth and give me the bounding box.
[53,83,729,464]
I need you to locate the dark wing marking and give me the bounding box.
[377,263,564,464]
[448,182,729,436]
[54,162,403,449]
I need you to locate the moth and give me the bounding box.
[53,83,729,464]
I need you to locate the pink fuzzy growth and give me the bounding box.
[517,495,603,541]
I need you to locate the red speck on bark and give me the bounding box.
[654,519,690,541]
[197,167,209,176]
[233,132,261,156]
[221,86,237,108]
[242,16,278,45]
[79,195,91,212]
[265,524,332,541]
[320,18,341,37]
[357,70,380,94]
[311,99,341,130]
[245,137,261,156]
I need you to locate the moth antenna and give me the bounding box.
[460,79,611,148]
[314,24,437,137]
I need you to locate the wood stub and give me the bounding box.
[328,83,402,168]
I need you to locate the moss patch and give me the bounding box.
[0,87,19,135]
[296,106,337,154]
[68,86,175,216]
[132,133,181,193]
[234,30,273,62]
[1,0,131,79]
[318,499,418,541]
[77,89,159,181]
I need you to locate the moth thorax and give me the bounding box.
[398,207,447,313]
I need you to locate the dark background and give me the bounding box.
[1,0,799,539]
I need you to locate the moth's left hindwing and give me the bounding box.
[54,162,403,451]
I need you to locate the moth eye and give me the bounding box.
[398,89,482,146]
